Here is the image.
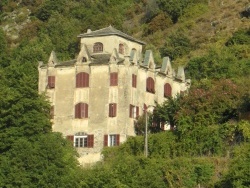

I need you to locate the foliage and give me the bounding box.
[215,143,250,188]
[160,31,192,60]
[226,29,250,46]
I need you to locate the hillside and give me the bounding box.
[0,0,249,187]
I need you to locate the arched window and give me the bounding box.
[76,72,89,88]
[93,42,103,53]
[82,57,87,62]
[119,43,124,54]
[146,77,155,93]
[164,83,172,97]
[75,103,88,118]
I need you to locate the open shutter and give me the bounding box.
[66,135,74,146]
[116,134,120,146]
[152,78,155,93]
[104,135,108,146]
[109,104,112,117]
[87,134,94,148]
[75,104,79,118]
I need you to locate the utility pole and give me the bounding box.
[144,108,148,157]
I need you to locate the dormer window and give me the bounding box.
[93,42,103,53]
[82,57,87,62]
[119,43,124,54]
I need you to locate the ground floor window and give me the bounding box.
[66,134,94,148]
[74,136,87,147]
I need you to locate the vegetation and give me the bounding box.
[0,0,249,187]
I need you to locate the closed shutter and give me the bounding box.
[164,83,172,97]
[87,134,94,148]
[132,74,137,88]
[146,77,150,92]
[76,72,89,88]
[110,73,118,86]
[116,134,120,146]
[109,103,117,117]
[75,104,80,118]
[48,76,55,88]
[104,135,108,146]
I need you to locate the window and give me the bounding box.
[132,74,137,88]
[146,77,155,93]
[164,83,172,97]
[129,104,139,118]
[109,103,117,117]
[76,72,89,88]
[119,43,124,54]
[66,134,94,148]
[93,42,103,53]
[82,57,87,62]
[110,72,118,86]
[104,134,120,146]
[75,103,88,118]
[48,76,55,89]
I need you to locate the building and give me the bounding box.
[38,26,190,164]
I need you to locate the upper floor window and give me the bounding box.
[48,76,55,89]
[164,83,172,97]
[146,77,155,93]
[66,134,94,148]
[109,103,117,117]
[76,72,89,88]
[93,42,103,53]
[104,134,120,147]
[110,72,118,86]
[75,103,88,118]
[129,105,139,118]
[82,57,87,62]
[119,43,124,54]
[132,74,137,88]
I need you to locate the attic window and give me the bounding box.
[119,43,124,54]
[93,42,103,53]
[82,57,87,62]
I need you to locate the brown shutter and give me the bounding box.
[76,73,79,88]
[104,135,108,146]
[86,73,89,87]
[87,134,94,148]
[85,103,88,118]
[116,134,120,146]
[109,104,112,117]
[110,73,118,86]
[152,78,155,93]
[136,106,139,118]
[48,76,55,88]
[66,135,74,146]
[146,77,149,92]
[134,75,137,88]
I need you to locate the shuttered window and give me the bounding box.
[164,83,172,97]
[146,77,155,93]
[87,134,94,148]
[132,74,137,88]
[109,103,117,117]
[48,76,55,89]
[104,134,120,146]
[76,72,89,88]
[110,72,118,86]
[75,103,88,118]
[67,134,94,148]
[93,42,103,53]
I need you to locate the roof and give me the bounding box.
[78,25,146,45]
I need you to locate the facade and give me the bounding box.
[38,26,190,164]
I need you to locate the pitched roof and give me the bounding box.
[78,25,146,45]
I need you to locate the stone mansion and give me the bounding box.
[38,26,190,164]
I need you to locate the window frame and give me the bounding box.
[129,104,139,118]
[104,134,120,147]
